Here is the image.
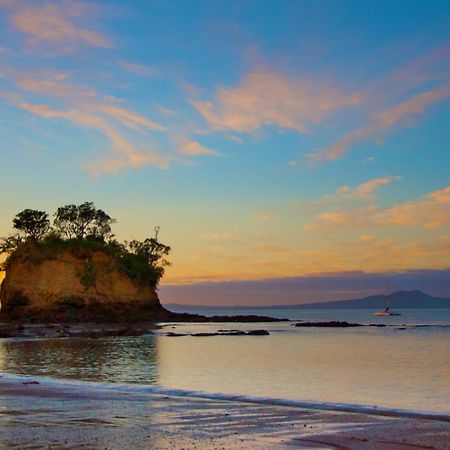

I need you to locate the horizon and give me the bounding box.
[1,0,449,306]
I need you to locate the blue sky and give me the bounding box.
[0,0,449,304]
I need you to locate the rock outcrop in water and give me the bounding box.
[0,248,169,323]
[0,203,285,328]
[0,247,286,326]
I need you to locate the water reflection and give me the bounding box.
[1,326,449,413]
[0,336,158,384]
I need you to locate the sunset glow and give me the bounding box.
[1,1,449,304]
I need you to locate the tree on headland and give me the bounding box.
[54,202,116,240]
[123,226,171,284]
[0,203,170,287]
[13,209,50,240]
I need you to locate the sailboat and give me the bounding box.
[374,291,401,316]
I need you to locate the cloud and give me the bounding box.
[336,176,401,200]
[301,176,400,210]
[255,212,275,221]
[309,81,450,163]
[91,104,166,131]
[119,61,157,77]
[191,69,361,133]
[14,96,169,175]
[156,105,177,117]
[5,1,111,50]
[16,74,96,97]
[382,186,450,229]
[178,140,220,156]
[306,185,450,232]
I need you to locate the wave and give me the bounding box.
[1,372,449,422]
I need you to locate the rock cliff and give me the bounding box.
[0,248,169,322]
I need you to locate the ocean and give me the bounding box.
[1,308,449,416]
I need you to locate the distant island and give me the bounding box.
[166,290,450,310]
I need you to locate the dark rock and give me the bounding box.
[0,323,22,338]
[166,332,188,337]
[192,332,218,337]
[247,329,270,335]
[218,330,247,336]
[294,321,363,328]
[163,312,287,323]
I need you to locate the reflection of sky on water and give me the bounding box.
[0,337,159,384]
[0,324,449,413]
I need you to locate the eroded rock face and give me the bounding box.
[0,249,166,322]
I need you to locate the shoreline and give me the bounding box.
[1,373,449,423]
[0,376,449,449]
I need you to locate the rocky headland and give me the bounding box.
[0,203,285,337]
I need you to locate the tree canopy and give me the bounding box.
[0,203,170,287]
[13,209,50,240]
[54,202,115,240]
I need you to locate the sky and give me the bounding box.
[0,0,449,305]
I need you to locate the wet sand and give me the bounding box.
[0,378,449,449]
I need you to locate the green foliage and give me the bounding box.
[54,202,116,240]
[1,203,170,287]
[13,209,50,240]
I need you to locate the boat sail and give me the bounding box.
[374,290,401,316]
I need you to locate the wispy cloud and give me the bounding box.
[156,104,177,117]
[16,73,96,97]
[308,41,450,163]
[178,140,221,156]
[306,185,450,232]
[300,176,400,210]
[333,176,401,201]
[3,1,111,51]
[383,185,450,229]
[118,60,157,77]
[192,68,361,133]
[7,72,170,175]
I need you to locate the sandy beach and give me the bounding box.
[0,378,448,449]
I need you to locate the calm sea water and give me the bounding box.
[0,308,449,414]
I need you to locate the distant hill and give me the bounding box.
[166,290,450,310]
[271,290,450,309]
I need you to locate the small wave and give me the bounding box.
[1,372,449,422]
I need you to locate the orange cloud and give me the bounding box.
[192,69,361,133]
[300,176,400,210]
[6,1,111,50]
[16,98,170,175]
[310,83,450,162]
[306,185,450,232]
[16,75,96,97]
[178,140,220,156]
[383,186,450,229]
[337,176,401,200]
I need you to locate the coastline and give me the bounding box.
[1,376,449,449]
